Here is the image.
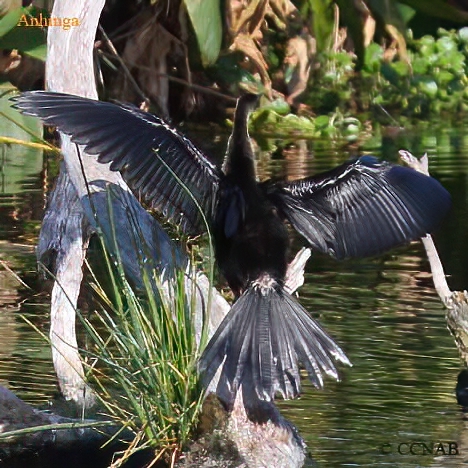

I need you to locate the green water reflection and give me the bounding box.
[0,121,467,467]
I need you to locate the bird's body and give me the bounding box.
[214,95,289,296]
[12,91,452,407]
[214,177,289,296]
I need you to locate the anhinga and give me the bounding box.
[13,92,451,407]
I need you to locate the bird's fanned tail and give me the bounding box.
[199,275,351,406]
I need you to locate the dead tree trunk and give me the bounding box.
[399,150,468,365]
[42,0,106,408]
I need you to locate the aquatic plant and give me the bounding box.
[81,234,207,467]
[309,27,468,117]
[245,27,468,140]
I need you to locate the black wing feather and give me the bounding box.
[264,156,451,259]
[12,91,221,235]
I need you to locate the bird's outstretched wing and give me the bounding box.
[264,156,451,259]
[12,91,221,235]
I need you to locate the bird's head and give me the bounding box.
[235,93,261,122]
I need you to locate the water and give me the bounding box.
[0,121,467,467]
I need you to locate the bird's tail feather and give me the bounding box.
[199,276,351,406]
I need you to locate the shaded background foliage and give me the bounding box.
[1,0,468,130]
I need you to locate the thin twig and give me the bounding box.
[97,24,149,106]
[0,420,115,440]
[0,259,32,290]
[99,52,237,104]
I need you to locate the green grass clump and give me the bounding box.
[82,238,205,467]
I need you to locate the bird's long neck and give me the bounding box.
[222,96,257,182]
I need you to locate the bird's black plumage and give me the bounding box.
[13,92,220,235]
[12,91,451,406]
[264,155,451,260]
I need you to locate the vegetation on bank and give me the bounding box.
[249,27,468,139]
[81,236,207,467]
[1,1,468,138]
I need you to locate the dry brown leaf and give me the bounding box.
[265,4,287,30]
[122,19,172,115]
[113,12,189,117]
[383,24,409,64]
[363,14,376,47]
[229,33,272,94]
[228,0,268,37]
[267,0,297,29]
[226,0,299,94]
[270,0,296,17]
[0,50,44,90]
[284,35,315,104]
[0,50,21,74]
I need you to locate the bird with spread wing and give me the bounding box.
[13,92,451,407]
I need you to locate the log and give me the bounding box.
[0,385,152,467]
